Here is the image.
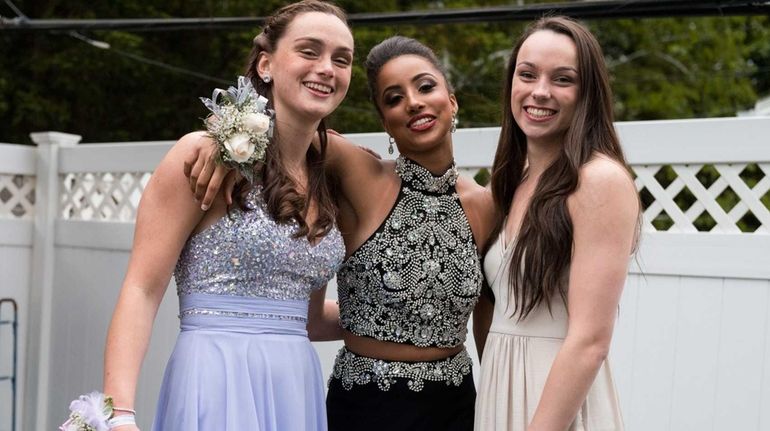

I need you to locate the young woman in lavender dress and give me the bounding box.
[102,2,353,429]
[187,36,496,430]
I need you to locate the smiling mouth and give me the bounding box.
[525,107,557,118]
[304,82,333,94]
[407,115,436,130]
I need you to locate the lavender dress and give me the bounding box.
[152,187,344,431]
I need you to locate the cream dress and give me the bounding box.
[474,230,624,431]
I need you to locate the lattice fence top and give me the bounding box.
[443,164,769,234]
[61,172,151,222]
[17,162,770,234]
[0,174,35,219]
[634,162,770,233]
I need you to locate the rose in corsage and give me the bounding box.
[224,132,255,163]
[200,75,274,183]
[243,112,271,135]
[60,391,113,431]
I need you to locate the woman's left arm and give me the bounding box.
[527,158,639,431]
[307,285,342,341]
[473,282,494,360]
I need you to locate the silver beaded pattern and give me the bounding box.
[331,347,473,392]
[395,156,459,194]
[174,187,344,301]
[179,308,308,322]
[337,156,483,348]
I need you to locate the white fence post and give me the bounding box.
[24,132,80,431]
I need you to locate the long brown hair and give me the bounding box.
[238,0,349,241]
[489,16,632,319]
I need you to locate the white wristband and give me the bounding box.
[107,414,136,429]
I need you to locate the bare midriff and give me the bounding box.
[342,330,463,362]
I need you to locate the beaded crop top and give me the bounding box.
[337,156,483,348]
[174,187,344,301]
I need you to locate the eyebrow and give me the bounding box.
[294,36,353,54]
[516,61,578,73]
[381,72,437,97]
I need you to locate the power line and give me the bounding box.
[2,0,25,19]
[1,0,769,32]
[3,0,234,86]
[105,47,232,85]
[68,31,232,85]
[4,1,768,92]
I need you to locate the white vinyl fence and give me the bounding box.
[0,117,768,431]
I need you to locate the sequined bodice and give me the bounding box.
[337,157,483,348]
[174,187,344,301]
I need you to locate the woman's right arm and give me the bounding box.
[182,130,387,211]
[103,133,210,428]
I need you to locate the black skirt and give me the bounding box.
[326,365,476,431]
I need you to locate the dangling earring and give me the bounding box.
[450,114,457,133]
[388,135,395,155]
[262,74,271,83]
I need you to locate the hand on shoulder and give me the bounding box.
[174,131,214,157]
[149,132,214,206]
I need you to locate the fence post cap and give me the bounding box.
[29,131,82,147]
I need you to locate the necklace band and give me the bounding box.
[395,156,459,193]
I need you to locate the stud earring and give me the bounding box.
[450,115,457,133]
[388,135,395,155]
[262,74,271,83]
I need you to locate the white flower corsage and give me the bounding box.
[60,391,113,431]
[200,75,274,183]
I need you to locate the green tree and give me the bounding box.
[0,0,274,143]
[1,1,768,144]
[593,17,764,119]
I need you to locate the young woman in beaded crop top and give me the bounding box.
[186,36,495,430]
[323,36,495,430]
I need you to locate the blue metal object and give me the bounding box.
[0,298,18,431]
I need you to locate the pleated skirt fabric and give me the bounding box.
[477,230,624,431]
[152,295,327,431]
[474,332,624,431]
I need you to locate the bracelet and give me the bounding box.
[113,407,137,415]
[107,414,136,428]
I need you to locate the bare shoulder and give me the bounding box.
[171,131,213,156]
[325,129,356,154]
[150,132,212,187]
[325,130,387,176]
[457,177,494,213]
[456,177,496,245]
[137,133,207,226]
[570,154,639,223]
[141,132,206,188]
[576,155,635,198]
[582,154,633,184]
